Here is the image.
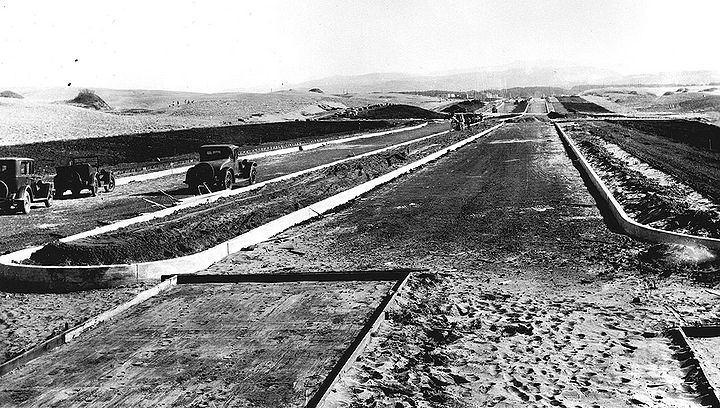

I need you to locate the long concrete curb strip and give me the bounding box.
[113,123,428,186]
[555,122,720,251]
[0,124,503,291]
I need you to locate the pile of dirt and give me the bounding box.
[353,104,448,120]
[441,99,485,114]
[0,90,23,99]
[557,96,611,114]
[564,123,720,238]
[67,89,112,110]
[0,120,395,175]
[29,123,494,266]
[308,88,324,93]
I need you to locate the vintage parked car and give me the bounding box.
[184,144,257,192]
[0,157,53,214]
[54,156,116,198]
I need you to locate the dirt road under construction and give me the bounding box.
[4,120,720,407]
[0,122,448,253]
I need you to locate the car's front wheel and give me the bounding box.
[104,176,116,193]
[20,189,31,214]
[220,168,234,190]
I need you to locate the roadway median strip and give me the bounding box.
[0,123,503,292]
[554,122,720,251]
[113,123,428,186]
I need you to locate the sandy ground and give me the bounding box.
[0,89,446,146]
[207,121,718,407]
[0,284,151,362]
[580,89,720,125]
[3,120,720,407]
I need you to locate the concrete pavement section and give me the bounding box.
[0,281,392,407]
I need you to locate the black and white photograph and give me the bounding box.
[1,0,720,406]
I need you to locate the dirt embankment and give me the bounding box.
[557,96,612,114]
[562,122,720,238]
[441,100,485,114]
[612,120,720,154]
[29,123,495,266]
[347,104,448,120]
[0,120,395,175]
[605,120,720,203]
[0,91,23,99]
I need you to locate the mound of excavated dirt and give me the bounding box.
[354,104,448,120]
[67,89,111,110]
[0,90,23,99]
[441,99,485,114]
[557,96,611,114]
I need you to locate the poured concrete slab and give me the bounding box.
[0,280,392,407]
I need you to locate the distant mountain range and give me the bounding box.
[292,66,720,94]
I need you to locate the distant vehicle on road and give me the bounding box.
[54,156,116,198]
[0,157,53,214]
[184,144,257,193]
[451,113,482,130]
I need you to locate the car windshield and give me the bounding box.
[200,147,233,161]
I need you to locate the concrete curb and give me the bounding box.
[554,122,720,251]
[0,124,502,292]
[113,123,428,186]
[0,276,176,376]
[669,327,720,407]
[309,271,413,408]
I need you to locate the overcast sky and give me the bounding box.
[0,0,718,92]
